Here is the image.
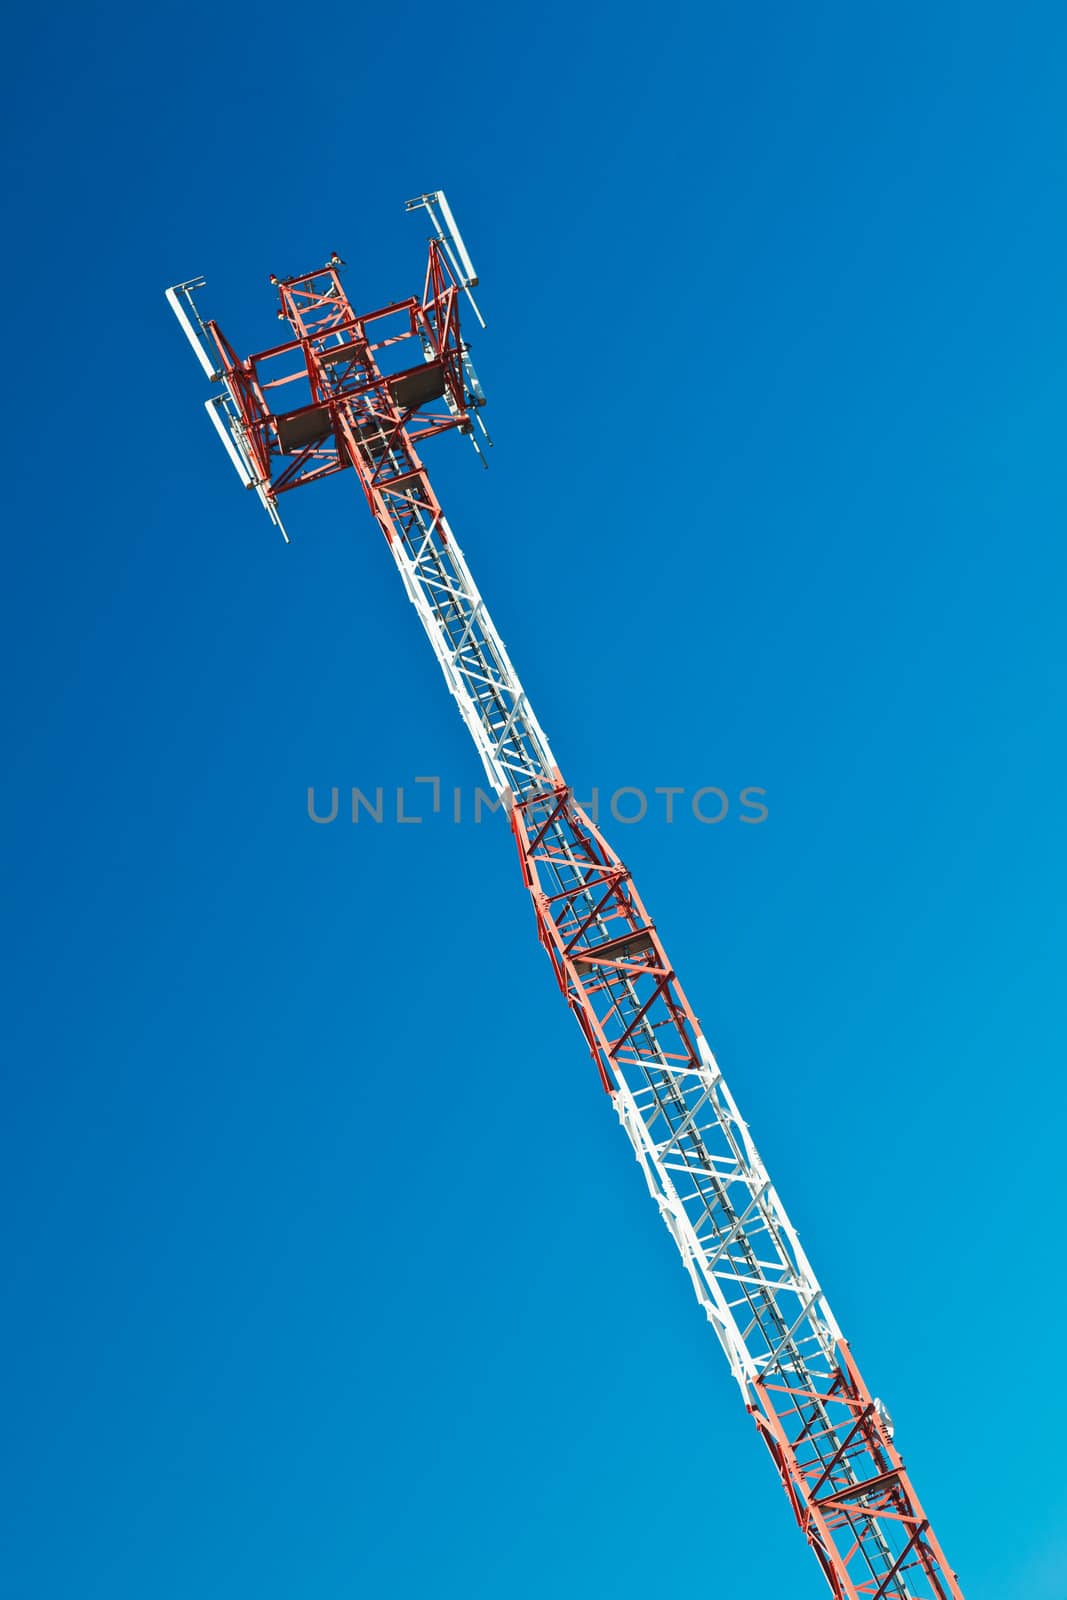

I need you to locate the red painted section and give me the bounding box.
[510,779,963,1600]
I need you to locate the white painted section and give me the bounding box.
[694,1032,842,1347]
[381,507,555,797]
[405,191,487,329]
[165,281,218,380]
[613,1078,756,1395]
[205,396,253,486]
[436,190,479,285]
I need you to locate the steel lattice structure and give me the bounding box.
[166,194,965,1599]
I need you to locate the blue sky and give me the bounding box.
[4,4,1067,1596]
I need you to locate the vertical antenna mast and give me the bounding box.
[165,198,965,1600]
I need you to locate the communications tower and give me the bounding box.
[166,194,965,1599]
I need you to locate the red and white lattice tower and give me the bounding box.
[166,194,965,1599]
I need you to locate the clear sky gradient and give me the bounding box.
[4,4,1066,1597]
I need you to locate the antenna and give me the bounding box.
[205,396,290,543]
[165,280,219,379]
[405,190,491,459]
[205,395,252,486]
[166,280,289,543]
[405,190,486,330]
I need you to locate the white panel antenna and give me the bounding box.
[205,396,290,544]
[165,280,219,379]
[405,190,487,330]
[165,279,289,543]
[404,191,492,461]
